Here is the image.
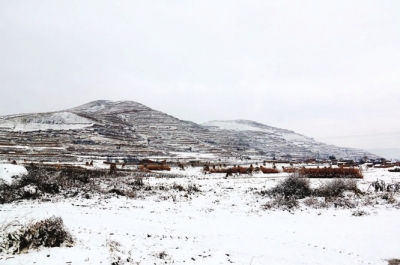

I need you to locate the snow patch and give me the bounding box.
[0,164,27,184]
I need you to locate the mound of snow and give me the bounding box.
[0,164,27,184]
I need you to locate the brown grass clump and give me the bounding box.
[388,259,400,265]
[138,164,171,171]
[208,166,253,175]
[282,167,298,173]
[260,166,280,174]
[208,168,229,174]
[298,167,363,179]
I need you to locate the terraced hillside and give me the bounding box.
[0,100,375,162]
[203,120,371,160]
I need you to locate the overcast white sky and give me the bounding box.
[1,1,399,155]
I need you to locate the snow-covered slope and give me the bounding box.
[204,120,313,142]
[203,120,371,160]
[204,120,275,133]
[0,112,94,132]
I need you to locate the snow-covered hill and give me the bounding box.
[202,120,371,160]
[204,120,314,143]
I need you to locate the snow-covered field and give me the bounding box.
[0,165,399,265]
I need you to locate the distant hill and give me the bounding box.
[0,100,376,162]
[202,120,374,160]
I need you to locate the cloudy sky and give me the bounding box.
[1,1,399,156]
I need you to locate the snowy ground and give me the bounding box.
[0,165,399,265]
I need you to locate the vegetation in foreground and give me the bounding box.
[0,216,73,254]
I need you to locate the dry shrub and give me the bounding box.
[209,166,253,175]
[382,193,397,204]
[124,190,136,198]
[172,183,186,192]
[59,166,107,181]
[388,259,400,265]
[106,240,134,265]
[131,177,144,186]
[303,197,319,207]
[260,167,280,174]
[154,250,169,260]
[0,164,102,204]
[298,167,363,179]
[108,188,135,198]
[138,164,171,171]
[0,216,73,254]
[332,197,357,208]
[262,195,298,210]
[187,184,201,193]
[209,168,229,174]
[302,196,333,209]
[302,197,325,207]
[352,210,370,216]
[314,179,360,198]
[361,194,381,207]
[282,168,298,173]
[267,174,312,199]
[169,183,201,194]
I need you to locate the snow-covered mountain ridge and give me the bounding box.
[0,100,376,161]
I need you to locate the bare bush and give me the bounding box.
[187,184,201,193]
[332,197,357,209]
[388,259,400,265]
[0,165,102,204]
[155,250,168,259]
[172,183,186,192]
[138,164,171,171]
[262,195,298,210]
[131,177,144,186]
[302,196,333,208]
[0,216,73,254]
[267,174,312,199]
[352,210,370,216]
[106,239,135,265]
[314,179,360,198]
[382,193,397,204]
[369,180,386,192]
[107,187,136,198]
[303,197,319,207]
[298,167,363,179]
[259,167,280,174]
